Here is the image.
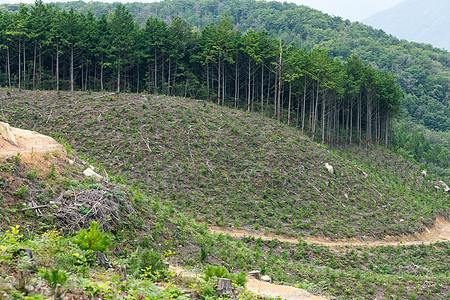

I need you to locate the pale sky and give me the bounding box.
[1,0,405,21]
[289,0,405,21]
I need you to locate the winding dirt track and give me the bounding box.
[170,266,325,300]
[209,217,450,248]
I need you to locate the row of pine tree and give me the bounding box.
[0,1,403,146]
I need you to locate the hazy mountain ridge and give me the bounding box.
[363,0,450,50]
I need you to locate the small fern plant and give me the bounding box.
[74,221,112,253]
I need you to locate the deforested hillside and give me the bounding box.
[3,89,448,240]
[1,89,450,299]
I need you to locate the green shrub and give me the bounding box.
[13,186,28,199]
[39,267,68,290]
[128,248,167,278]
[74,221,112,252]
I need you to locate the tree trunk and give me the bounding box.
[33,40,37,90]
[38,47,42,88]
[7,43,11,87]
[222,61,225,106]
[100,57,104,91]
[287,80,292,125]
[366,92,372,145]
[234,57,238,108]
[301,76,307,133]
[277,39,282,122]
[23,40,26,89]
[56,43,59,91]
[154,51,157,94]
[85,62,89,91]
[357,91,361,144]
[168,57,171,95]
[385,115,389,146]
[321,93,326,143]
[136,65,140,93]
[312,81,319,138]
[70,43,74,91]
[273,71,277,118]
[252,67,255,111]
[117,60,120,92]
[261,64,264,114]
[247,59,251,111]
[206,63,210,101]
[218,58,221,105]
[18,38,21,89]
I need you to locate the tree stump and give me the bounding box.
[95,251,113,269]
[216,278,235,299]
[54,283,63,300]
[13,248,34,260]
[117,265,127,281]
[16,269,27,290]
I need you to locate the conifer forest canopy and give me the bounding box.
[0,0,449,176]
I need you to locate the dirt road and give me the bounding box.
[209,217,450,249]
[170,266,325,300]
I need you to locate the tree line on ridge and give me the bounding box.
[0,1,403,146]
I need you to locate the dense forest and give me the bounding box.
[0,0,449,176]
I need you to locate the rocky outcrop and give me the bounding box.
[0,122,18,146]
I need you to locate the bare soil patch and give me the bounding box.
[246,278,325,300]
[0,126,64,158]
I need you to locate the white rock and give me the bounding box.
[68,159,74,165]
[260,275,271,282]
[83,168,103,181]
[421,170,427,176]
[324,163,334,175]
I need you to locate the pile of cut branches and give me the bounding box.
[52,185,134,232]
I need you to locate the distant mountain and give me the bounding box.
[363,0,450,50]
